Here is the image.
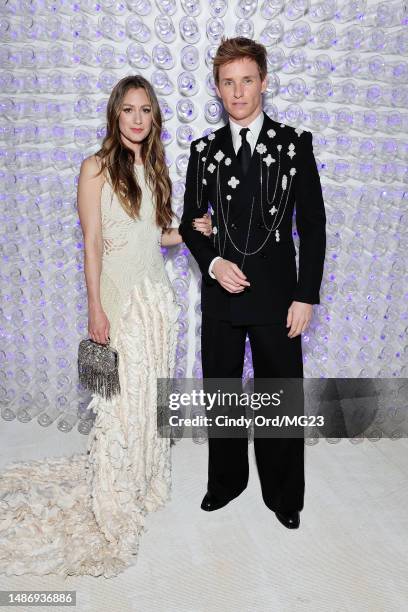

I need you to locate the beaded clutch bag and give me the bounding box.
[78,337,120,400]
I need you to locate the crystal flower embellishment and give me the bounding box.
[228,176,240,189]
[263,154,275,167]
[287,143,296,159]
[195,140,206,153]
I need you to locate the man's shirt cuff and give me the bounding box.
[208,256,221,279]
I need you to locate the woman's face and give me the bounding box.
[118,87,153,148]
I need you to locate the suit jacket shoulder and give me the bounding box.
[190,125,224,151]
[266,116,313,141]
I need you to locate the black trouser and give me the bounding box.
[201,315,305,512]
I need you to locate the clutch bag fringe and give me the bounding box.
[78,338,121,400]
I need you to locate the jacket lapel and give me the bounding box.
[205,111,282,227]
[228,111,271,183]
[213,112,270,178]
[214,112,276,209]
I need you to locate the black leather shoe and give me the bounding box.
[200,491,233,512]
[275,510,300,529]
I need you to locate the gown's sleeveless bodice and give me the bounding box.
[99,164,173,345]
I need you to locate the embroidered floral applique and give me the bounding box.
[225,157,231,166]
[267,129,276,138]
[294,127,304,137]
[290,167,297,176]
[287,143,296,159]
[228,176,240,189]
[269,205,277,215]
[275,229,280,241]
[194,133,216,210]
[277,144,282,152]
[256,143,267,155]
[263,154,275,167]
[226,194,232,200]
[282,175,287,190]
[207,163,216,173]
[208,132,215,141]
[214,150,225,163]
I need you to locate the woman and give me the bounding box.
[0,75,211,578]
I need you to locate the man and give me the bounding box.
[179,37,326,529]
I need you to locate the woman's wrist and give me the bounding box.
[88,300,103,313]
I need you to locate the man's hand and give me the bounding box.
[213,258,250,293]
[286,301,313,338]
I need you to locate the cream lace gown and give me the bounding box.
[0,164,180,578]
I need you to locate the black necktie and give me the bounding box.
[237,127,251,175]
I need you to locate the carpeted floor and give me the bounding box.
[0,420,407,612]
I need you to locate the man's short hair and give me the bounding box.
[213,36,268,85]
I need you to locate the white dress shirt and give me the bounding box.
[208,110,265,278]
[229,110,265,156]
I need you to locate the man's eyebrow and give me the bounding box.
[221,75,256,79]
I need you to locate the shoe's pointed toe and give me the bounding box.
[200,492,230,512]
[275,510,300,529]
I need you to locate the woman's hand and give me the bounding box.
[192,212,212,237]
[88,306,110,344]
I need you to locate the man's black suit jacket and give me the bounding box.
[179,111,326,325]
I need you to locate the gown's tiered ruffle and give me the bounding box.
[0,278,179,578]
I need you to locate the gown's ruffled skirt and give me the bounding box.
[0,278,179,578]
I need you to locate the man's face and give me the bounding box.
[215,57,267,125]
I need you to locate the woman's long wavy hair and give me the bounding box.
[95,75,173,229]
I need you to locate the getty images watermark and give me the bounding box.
[166,387,323,430]
[156,378,408,440]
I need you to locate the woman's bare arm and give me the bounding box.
[161,228,183,247]
[77,155,104,308]
[77,155,109,343]
[160,213,213,247]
